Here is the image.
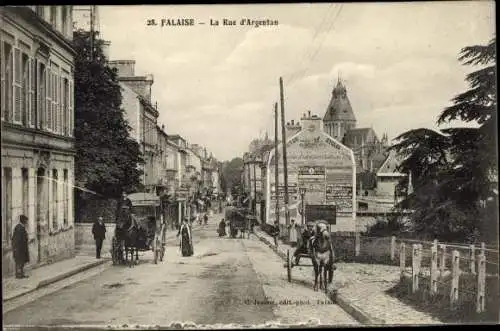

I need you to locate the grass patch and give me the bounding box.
[386,274,499,323]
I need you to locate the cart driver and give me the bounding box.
[293,221,315,260]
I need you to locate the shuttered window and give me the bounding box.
[46,68,52,131]
[68,79,73,136]
[13,47,22,123]
[29,58,35,127]
[21,53,29,125]
[38,63,46,129]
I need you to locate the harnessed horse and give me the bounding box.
[115,207,142,267]
[310,222,335,292]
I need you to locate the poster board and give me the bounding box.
[305,204,337,225]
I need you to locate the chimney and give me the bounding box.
[108,60,135,77]
[285,119,301,138]
[301,112,322,133]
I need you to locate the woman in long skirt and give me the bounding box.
[177,218,193,256]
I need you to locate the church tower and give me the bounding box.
[322,77,357,141]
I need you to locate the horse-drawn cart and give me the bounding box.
[284,205,337,292]
[225,206,249,238]
[112,192,167,265]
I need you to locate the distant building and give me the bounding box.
[1,6,76,276]
[322,78,389,174]
[107,59,160,194]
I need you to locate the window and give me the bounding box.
[52,169,58,230]
[1,42,13,121]
[30,58,35,127]
[21,53,29,125]
[22,168,29,217]
[45,67,52,131]
[62,78,68,135]
[2,168,13,243]
[50,6,57,27]
[38,63,46,129]
[36,6,44,17]
[68,79,73,136]
[13,48,22,123]
[63,169,68,226]
[61,7,67,36]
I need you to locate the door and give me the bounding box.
[36,168,48,263]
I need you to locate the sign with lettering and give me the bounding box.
[305,204,336,225]
[267,121,355,225]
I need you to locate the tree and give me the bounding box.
[73,30,143,200]
[221,157,244,195]
[391,37,497,242]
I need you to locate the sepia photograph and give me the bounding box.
[1,2,498,328]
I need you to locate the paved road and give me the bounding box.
[3,216,358,327]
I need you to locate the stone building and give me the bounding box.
[262,112,356,232]
[1,6,76,276]
[322,78,389,173]
[107,59,161,193]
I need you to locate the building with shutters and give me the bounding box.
[1,6,76,276]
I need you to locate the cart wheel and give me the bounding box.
[286,249,292,282]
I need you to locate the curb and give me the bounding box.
[253,229,385,325]
[3,258,110,303]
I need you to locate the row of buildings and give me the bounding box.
[104,57,222,227]
[242,79,406,234]
[1,6,221,277]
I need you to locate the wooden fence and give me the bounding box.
[395,239,499,314]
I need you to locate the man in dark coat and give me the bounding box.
[92,216,106,259]
[12,215,29,278]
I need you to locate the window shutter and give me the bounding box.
[52,71,56,131]
[0,40,4,120]
[69,79,73,136]
[46,67,52,131]
[29,58,35,127]
[13,48,22,123]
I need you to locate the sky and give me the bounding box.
[95,2,495,162]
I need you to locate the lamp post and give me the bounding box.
[299,187,307,226]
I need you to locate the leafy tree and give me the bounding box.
[73,30,144,200]
[221,157,244,194]
[391,37,497,242]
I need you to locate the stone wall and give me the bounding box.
[2,227,75,278]
[75,223,116,254]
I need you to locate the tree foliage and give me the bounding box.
[390,37,497,242]
[221,157,244,195]
[73,30,144,199]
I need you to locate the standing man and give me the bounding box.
[12,215,30,278]
[92,216,106,259]
[271,220,280,247]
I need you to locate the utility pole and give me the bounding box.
[274,102,280,226]
[89,5,94,61]
[279,77,290,230]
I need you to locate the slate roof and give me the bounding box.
[343,127,379,146]
[323,80,356,123]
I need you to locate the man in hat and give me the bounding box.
[293,221,315,264]
[12,215,30,278]
[92,216,106,259]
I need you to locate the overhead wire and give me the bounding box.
[288,3,336,84]
[287,4,344,88]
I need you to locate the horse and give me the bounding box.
[310,222,335,292]
[115,208,143,267]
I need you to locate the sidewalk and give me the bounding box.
[2,255,109,303]
[253,227,443,325]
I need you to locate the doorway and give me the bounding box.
[36,168,47,263]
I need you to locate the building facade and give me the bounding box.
[322,78,389,173]
[263,113,356,232]
[107,59,161,193]
[1,6,76,276]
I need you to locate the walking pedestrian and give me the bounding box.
[12,215,30,278]
[92,216,106,259]
[271,221,280,247]
[288,219,298,247]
